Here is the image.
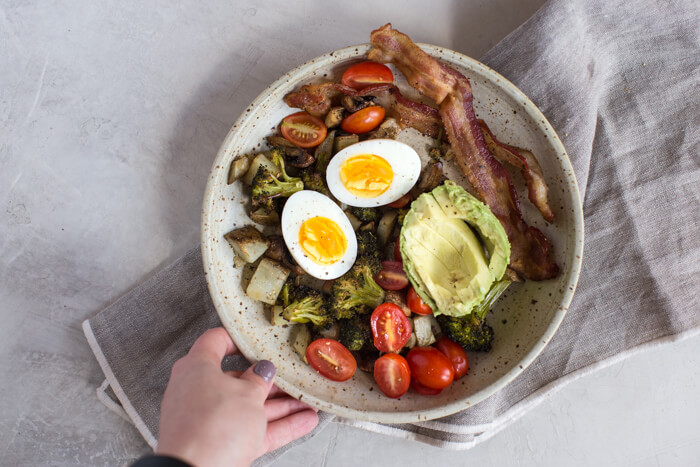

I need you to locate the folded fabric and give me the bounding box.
[83,0,700,464]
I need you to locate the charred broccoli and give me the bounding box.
[330,255,384,320]
[356,229,380,261]
[279,280,331,327]
[396,207,409,225]
[338,316,372,351]
[300,169,331,197]
[435,280,511,352]
[437,314,494,352]
[250,150,303,210]
[349,206,379,223]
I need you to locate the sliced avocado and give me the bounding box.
[400,181,510,317]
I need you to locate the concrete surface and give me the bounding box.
[1,1,699,465]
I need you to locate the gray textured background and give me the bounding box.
[2,1,699,465]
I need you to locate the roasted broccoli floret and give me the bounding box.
[300,170,331,197]
[338,316,372,351]
[279,280,330,327]
[437,313,494,352]
[349,206,379,223]
[356,229,380,261]
[250,150,303,209]
[250,166,302,207]
[330,255,384,320]
[435,280,511,352]
[396,207,409,225]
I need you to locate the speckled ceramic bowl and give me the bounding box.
[201,44,583,423]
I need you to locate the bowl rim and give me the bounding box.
[201,42,584,423]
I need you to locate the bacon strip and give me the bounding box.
[479,120,555,223]
[390,87,442,138]
[369,23,558,280]
[283,83,392,117]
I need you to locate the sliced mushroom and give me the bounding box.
[283,147,315,168]
[354,350,378,373]
[342,95,375,113]
[411,160,445,197]
[264,235,286,262]
[324,107,346,128]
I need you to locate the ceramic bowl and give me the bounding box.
[201,43,583,423]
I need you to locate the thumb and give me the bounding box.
[239,359,276,401]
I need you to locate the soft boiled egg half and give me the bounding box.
[281,190,357,280]
[326,139,421,207]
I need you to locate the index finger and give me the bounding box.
[188,327,239,363]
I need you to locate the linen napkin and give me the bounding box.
[83,0,700,462]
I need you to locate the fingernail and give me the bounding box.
[253,360,276,382]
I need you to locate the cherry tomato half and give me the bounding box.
[342,62,394,90]
[305,338,357,382]
[375,261,409,291]
[411,378,443,396]
[370,303,412,353]
[393,238,402,262]
[387,193,411,208]
[341,106,385,134]
[280,112,327,148]
[407,286,433,315]
[374,353,411,398]
[435,337,469,379]
[406,346,454,390]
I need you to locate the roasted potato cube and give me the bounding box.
[406,333,417,349]
[291,324,311,363]
[228,154,252,184]
[333,134,359,153]
[369,118,400,140]
[246,258,290,305]
[414,315,436,347]
[242,153,280,185]
[224,225,270,263]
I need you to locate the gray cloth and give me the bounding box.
[83,0,700,462]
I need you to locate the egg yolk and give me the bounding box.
[298,216,347,265]
[339,154,394,198]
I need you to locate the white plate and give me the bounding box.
[201,43,583,423]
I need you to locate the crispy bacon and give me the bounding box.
[283,83,392,117]
[369,23,558,280]
[283,83,336,117]
[479,120,555,223]
[390,87,442,138]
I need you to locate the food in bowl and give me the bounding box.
[222,24,559,399]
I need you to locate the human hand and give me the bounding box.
[155,327,319,467]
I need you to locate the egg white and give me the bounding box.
[281,191,358,280]
[326,139,422,208]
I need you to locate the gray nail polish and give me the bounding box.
[253,360,276,382]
